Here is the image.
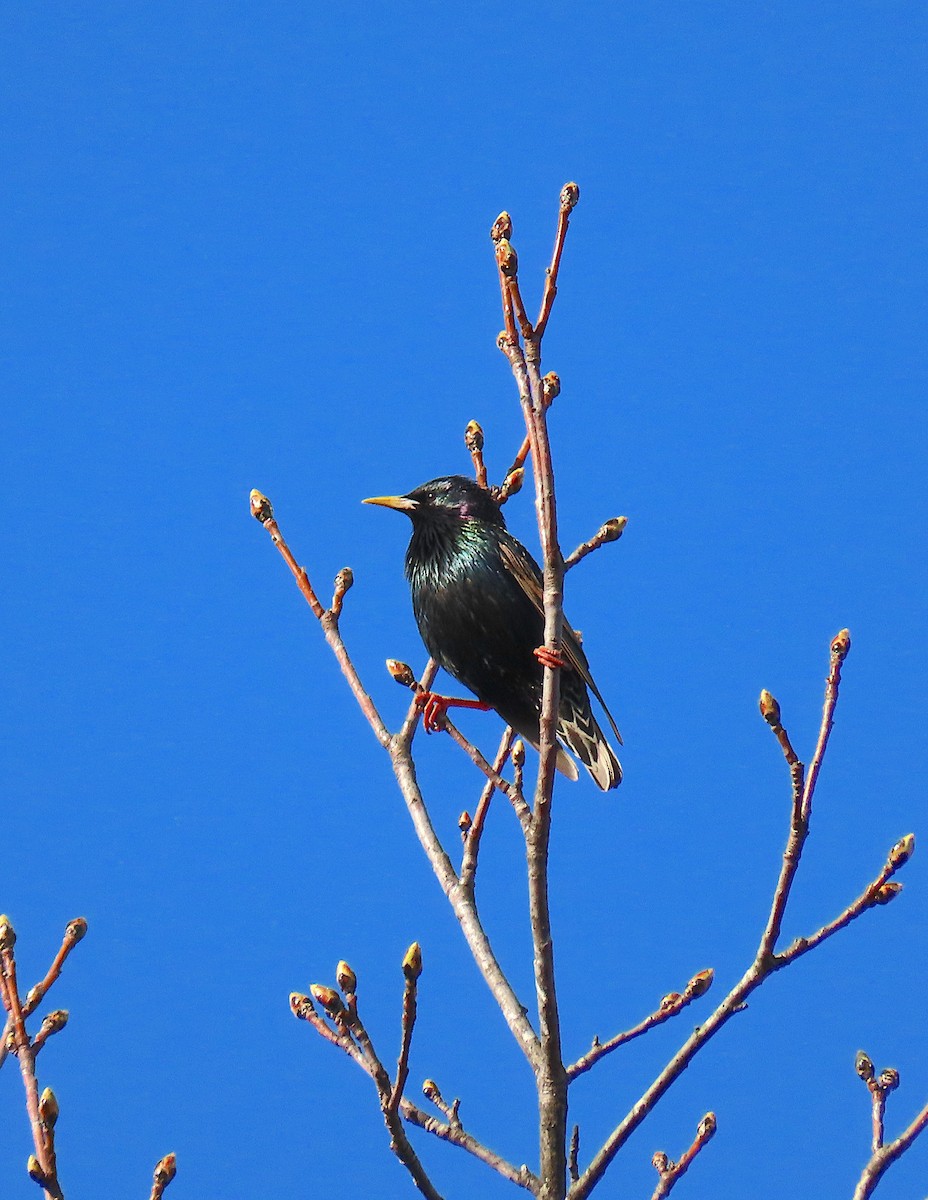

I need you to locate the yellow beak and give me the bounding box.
[363,495,418,513]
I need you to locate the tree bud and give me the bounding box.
[499,468,524,500]
[512,740,525,767]
[495,238,518,277]
[66,917,88,944]
[26,1155,48,1185]
[697,1111,717,1140]
[458,811,472,834]
[402,942,423,981]
[336,961,357,994]
[684,968,714,999]
[154,1152,178,1184]
[249,489,274,523]
[889,833,915,869]
[872,882,903,906]
[855,1050,875,1082]
[0,915,16,951]
[651,1151,669,1173]
[386,659,416,688]
[39,1088,59,1127]
[39,1010,69,1036]
[422,1078,440,1100]
[831,628,851,659]
[878,1067,900,1092]
[560,182,580,210]
[660,992,682,1012]
[542,372,561,402]
[599,516,627,543]
[309,984,345,1017]
[464,420,484,452]
[490,212,512,242]
[290,992,315,1020]
[758,689,781,726]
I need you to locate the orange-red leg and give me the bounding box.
[414,691,491,733]
[534,645,568,671]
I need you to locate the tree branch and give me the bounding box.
[649,1113,717,1200]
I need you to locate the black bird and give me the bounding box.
[364,474,622,789]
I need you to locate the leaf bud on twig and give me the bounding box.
[490,211,512,242]
[39,1088,59,1128]
[402,942,423,981]
[831,628,851,659]
[249,488,274,524]
[66,916,88,944]
[38,1010,69,1037]
[889,833,915,869]
[871,882,903,906]
[458,811,472,834]
[153,1152,178,1185]
[684,968,714,999]
[0,914,16,950]
[697,1111,718,1140]
[878,1068,900,1093]
[309,984,345,1018]
[498,468,524,501]
[560,181,580,210]
[758,690,781,726]
[422,1078,441,1101]
[598,516,627,543]
[386,659,416,688]
[495,238,518,277]
[290,992,315,1020]
[336,961,357,995]
[660,992,683,1012]
[464,420,484,452]
[855,1050,875,1082]
[542,372,561,404]
[651,1151,669,1174]
[26,1155,48,1186]
[497,330,509,353]
[512,740,525,767]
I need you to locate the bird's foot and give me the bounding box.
[534,645,568,671]
[414,691,491,733]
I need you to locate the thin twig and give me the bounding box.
[535,183,580,341]
[0,918,64,1200]
[853,1097,928,1199]
[405,1096,540,1193]
[568,1126,580,1183]
[570,633,911,1200]
[389,944,421,1111]
[465,421,489,489]
[250,492,390,748]
[461,728,516,890]
[567,970,713,1082]
[649,1113,717,1199]
[563,518,627,571]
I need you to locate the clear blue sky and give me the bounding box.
[3,3,926,1197]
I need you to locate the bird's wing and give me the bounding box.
[498,535,623,746]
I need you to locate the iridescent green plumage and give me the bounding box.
[367,475,622,789]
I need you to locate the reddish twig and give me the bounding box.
[535,183,580,341]
[852,1052,926,1199]
[563,517,628,572]
[461,727,516,891]
[568,1125,580,1183]
[0,917,65,1200]
[389,944,422,1111]
[250,491,390,748]
[567,969,713,1082]
[649,1113,717,1199]
[465,421,489,489]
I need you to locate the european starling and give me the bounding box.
[365,474,622,789]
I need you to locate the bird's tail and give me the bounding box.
[557,710,622,790]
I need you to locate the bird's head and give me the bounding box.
[363,475,505,529]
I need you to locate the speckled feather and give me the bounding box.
[385,475,622,789]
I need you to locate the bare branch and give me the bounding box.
[250,491,390,747]
[535,183,580,340]
[853,1053,927,1199]
[571,632,911,1200]
[567,969,714,1082]
[389,943,422,1112]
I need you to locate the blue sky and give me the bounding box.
[3,3,926,1196]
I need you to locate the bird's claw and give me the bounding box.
[415,691,448,733]
[414,691,492,733]
[534,645,568,671]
